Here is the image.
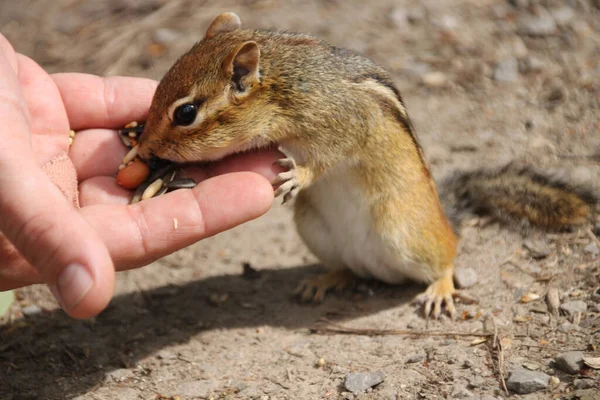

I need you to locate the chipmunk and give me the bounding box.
[137,12,597,319]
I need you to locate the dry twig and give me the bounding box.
[311,319,494,338]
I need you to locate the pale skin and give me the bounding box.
[0,34,283,319]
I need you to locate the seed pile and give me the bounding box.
[116,122,196,204]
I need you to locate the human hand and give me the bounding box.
[0,34,280,319]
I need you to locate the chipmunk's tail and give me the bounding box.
[440,163,598,232]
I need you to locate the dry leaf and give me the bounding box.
[583,357,600,369]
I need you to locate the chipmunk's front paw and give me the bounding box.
[415,273,457,320]
[272,157,299,204]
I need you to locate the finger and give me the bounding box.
[69,129,128,181]
[77,149,283,207]
[51,73,157,130]
[79,176,131,207]
[202,148,284,181]
[0,40,30,157]
[0,166,115,318]
[16,54,70,164]
[81,172,274,270]
[0,33,19,73]
[0,234,42,290]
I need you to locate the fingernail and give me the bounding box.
[49,263,93,311]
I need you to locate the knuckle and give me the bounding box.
[12,213,63,275]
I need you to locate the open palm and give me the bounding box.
[0,35,280,318]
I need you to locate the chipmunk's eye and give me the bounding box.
[173,103,198,126]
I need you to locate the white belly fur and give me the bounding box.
[299,162,433,284]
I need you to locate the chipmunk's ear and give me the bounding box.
[205,12,241,39]
[223,41,260,92]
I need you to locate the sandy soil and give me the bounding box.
[1,0,600,399]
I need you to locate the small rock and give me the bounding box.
[341,392,355,400]
[454,268,478,289]
[493,58,519,82]
[549,376,560,386]
[422,72,447,88]
[558,322,579,333]
[519,8,557,36]
[560,300,588,316]
[467,376,484,388]
[506,366,550,394]
[550,7,575,26]
[21,304,42,316]
[573,378,594,390]
[106,368,133,382]
[584,242,600,256]
[406,352,426,364]
[344,371,386,394]
[450,386,474,399]
[523,238,552,259]
[463,359,474,369]
[555,351,584,374]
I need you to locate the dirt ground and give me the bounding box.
[1,0,600,399]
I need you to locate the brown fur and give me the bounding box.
[138,13,596,318]
[441,164,597,231]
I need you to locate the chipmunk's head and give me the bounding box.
[138,12,274,163]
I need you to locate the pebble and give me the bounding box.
[523,238,552,259]
[584,242,600,256]
[519,8,557,36]
[454,267,478,289]
[573,378,595,390]
[344,371,386,394]
[555,351,584,374]
[450,386,474,399]
[422,72,448,88]
[560,300,588,316]
[21,304,42,316]
[550,7,575,26]
[506,366,550,394]
[558,322,579,333]
[493,58,519,82]
[406,352,426,364]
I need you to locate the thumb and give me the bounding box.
[0,36,114,318]
[0,163,115,318]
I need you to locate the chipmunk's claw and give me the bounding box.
[415,273,457,320]
[294,270,355,303]
[273,157,299,203]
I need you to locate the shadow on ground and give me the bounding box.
[0,264,422,399]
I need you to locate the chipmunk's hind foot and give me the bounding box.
[294,269,356,303]
[415,273,457,320]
